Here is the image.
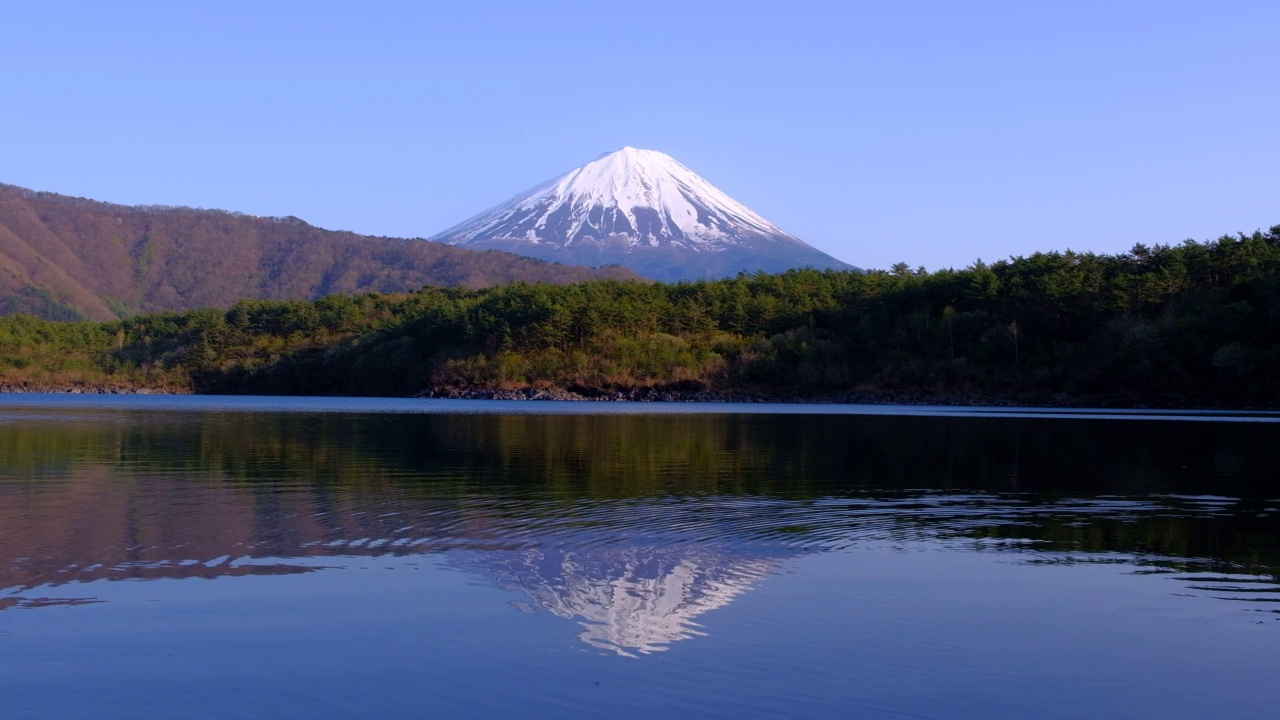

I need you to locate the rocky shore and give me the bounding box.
[417,385,1278,409]
[418,386,1111,407]
[1,382,1265,410]
[0,383,183,395]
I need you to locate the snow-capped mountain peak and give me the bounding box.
[511,146,787,244]
[430,148,853,281]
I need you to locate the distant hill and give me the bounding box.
[0,183,638,321]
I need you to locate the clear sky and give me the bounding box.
[2,1,1276,271]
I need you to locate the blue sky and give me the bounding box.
[2,1,1276,271]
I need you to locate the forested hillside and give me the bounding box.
[1,226,1277,407]
[0,183,637,321]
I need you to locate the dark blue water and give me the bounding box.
[1,395,1278,718]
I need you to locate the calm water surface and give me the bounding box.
[1,395,1278,718]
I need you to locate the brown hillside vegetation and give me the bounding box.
[0,183,638,321]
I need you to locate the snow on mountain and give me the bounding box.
[430,147,854,282]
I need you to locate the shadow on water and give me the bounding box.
[1,406,1278,654]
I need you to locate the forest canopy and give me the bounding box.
[0,226,1277,408]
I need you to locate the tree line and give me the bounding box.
[1,226,1277,407]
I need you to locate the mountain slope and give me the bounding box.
[0,183,638,321]
[431,147,854,281]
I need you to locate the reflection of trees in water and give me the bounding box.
[0,407,1278,625]
[2,409,1276,497]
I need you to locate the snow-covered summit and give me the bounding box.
[430,148,854,281]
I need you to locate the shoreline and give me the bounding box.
[419,386,1272,410]
[1,383,1272,411]
[0,384,187,395]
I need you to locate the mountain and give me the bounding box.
[430,147,854,282]
[0,183,638,321]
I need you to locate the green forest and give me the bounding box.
[1,226,1277,407]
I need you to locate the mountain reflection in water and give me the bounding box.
[1,404,1278,657]
[475,545,777,656]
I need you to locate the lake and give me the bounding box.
[1,395,1278,718]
